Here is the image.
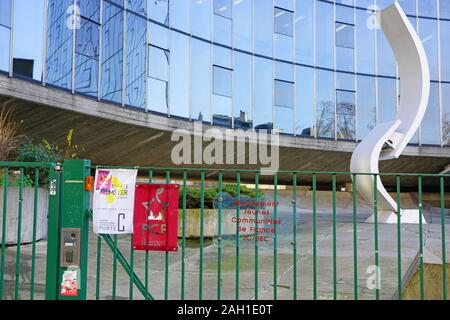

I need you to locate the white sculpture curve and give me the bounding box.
[350,3,430,224]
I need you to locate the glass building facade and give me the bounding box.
[0,0,450,146]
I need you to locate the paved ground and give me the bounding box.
[1,190,449,300]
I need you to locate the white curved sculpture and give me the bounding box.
[350,3,430,224]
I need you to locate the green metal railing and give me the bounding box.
[0,161,449,300]
[88,166,449,301]
[0,162,55,300]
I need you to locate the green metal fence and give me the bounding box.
[0,161,56,300]
[87,166,449,301]
[0,161,449,300]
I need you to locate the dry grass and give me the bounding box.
[0,100,21,161]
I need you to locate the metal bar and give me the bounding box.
[273,174,278,300]
[45,168,62,300]
[0,167,9,299]
[112,235,118,300]
[313,174,317,300]
[217,171,223,300]
[292,173,297,300]
[100,232,154,300]
[96,236,102,300]
[396,176,402,300]
[129,235,134,300]
[332,174,337,300]
[86,211,155,300]
[254,172,259,300]
[440,176,447,300]
[181,170,187,300]
[30,168,39,300]
[0,162,55,169]
[418,176,424,300]
[236,171,241,300]
[14,168,24,300]
[94,166,450,178]
[374,175,380,300]
[145,169,153,300]
[352,174,358,300]
[199,170,205,300]
[165,170,171,300]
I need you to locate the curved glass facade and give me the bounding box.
[1,0,450,146]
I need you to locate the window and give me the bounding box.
[421,83,440,145]
[254,57,273,129]
[296,65,314,136]
[46,0,74,90]
[78,0,101,22]
[336,23,354,49]
[234,51,253,129]
[275,80,293,109]
[214,0,232,19]
[148,45,170,114]
[125,12,146,108]
[148,0,169,25]
[193,0,212,40]
[75,17,100,95]
[442,21,450,81]
[0,0,12,27]
[254,0,273,56]
[191,39,211,122]
[233,0,252,51]
[443,83,450,146]
[316,69,335,139]
[336,90,356,140]
[295,0,314,65]
[274,7,293,37]
[357,75,376,140]
[169,31,189,118]
[316,1,333,68]
[213,65,232,97]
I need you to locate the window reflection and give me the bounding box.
[316,69,335,139]
[148,0,168,25]
[0,0,11,73]
[357,75,376,140]
[234,51,252,129]
[254,57,273,130]
[125,12,146,108]
[101,2,123,103]
[148,45,169,114]
[75,17,100,96]
[296,65,314,136]
[274,7,293,37]
[46,0,73,90]
[191,39,211,122]
[214,0,232,19]
[442,83,450,146]
[336,90,356,140]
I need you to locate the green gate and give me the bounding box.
[0,160,449,300]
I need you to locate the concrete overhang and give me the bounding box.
[0,75,449,187]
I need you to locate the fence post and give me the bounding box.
[45,165,62,300]
[46,160,91,300]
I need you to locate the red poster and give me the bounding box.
[133,184,179,252]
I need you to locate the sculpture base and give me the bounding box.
[364,209,427,224]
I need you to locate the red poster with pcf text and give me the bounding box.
[133,184,179,252]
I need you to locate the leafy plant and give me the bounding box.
[0,102,22,161]
[179,184,264,209]
[0,172,34,188]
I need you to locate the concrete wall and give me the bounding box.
[178,209,253,239]
[0,187,48,245]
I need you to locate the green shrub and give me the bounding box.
[0,172,34,188]
[179,184,264,209]
[15,141,61,186]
